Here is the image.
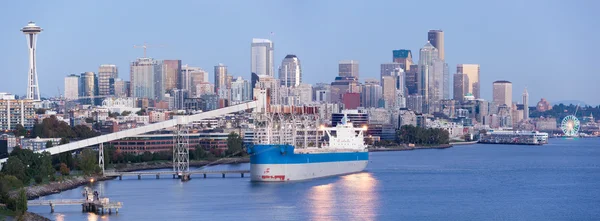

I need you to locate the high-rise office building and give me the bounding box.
[392,49,413,71]
[381,75,396,109]
[21,22,42,101]
[162,60,181,92]
[380,63,403,78]
[251,38,274,77]
[523,88,529,120]
[79,72,97,104]
[492,80,512,107]
[330,76,360,104]
[79,72,96,97]
[278,55,302,87]
[130,58,159,99]
[231,77,251,103]
[214,63,227,93]
[443,63,449,99]
[407,94,424,113]
[154,60,166,101]
[428,30,444,60]
[405,65,419,95]
[181,66,204,95]
[255,75,280,105]
[191,69,208,97]
[361,79,382,108]
[338,60,359,79]
[98,64,118,96]
[113,78,128,97]
[418,41,440,112]
[457,64,480,99]
[453,73,469,101]
[64,74,79,100]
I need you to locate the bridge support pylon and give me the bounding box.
[173,124,190,181]
[99,143,105,176]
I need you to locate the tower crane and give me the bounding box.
[133,42,165,58]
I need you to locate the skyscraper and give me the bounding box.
[453,73,469,101]
[418,41,440,112]
[405,65,419,95]
[153,60,165,101]
[457,64,480,99]
[214,63,228,93]
[492,80,512,107]
[64,74,79,100]
[427,30,444,60]
[162,60,181,92]
[361,79,382,108]
[251,38,274,77]
[392,50,413,71]
[338,60,359,79]
[255,75,280,105]
[523,88,529,120]
[231,77,251,103]
[98,64,118,96]
[380,63,403,78]
[79,72,96,104]
[113,78,128,97]
[278,55,302,87]
[330,76,360,104]
[21,22,42,101]
[381,75,396,109]
[130,58,159,99]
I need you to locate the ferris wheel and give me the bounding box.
[561,115,580,137]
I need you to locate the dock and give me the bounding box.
[28,187,123,214]
[104,170,250,180]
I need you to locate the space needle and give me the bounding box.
[21,21,42,101]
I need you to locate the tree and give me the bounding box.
[121,111,132,116]
[38,152,55,179]
[141,151,153,162]
[14,124,27,137]
[45,141,53,149]
[78,149,99,175]
[59,163,70,176]
[2,158,27,185]
[16,189,27,215]
[73,125,99,139]
[226,132,244,156]
[136,109,146,116]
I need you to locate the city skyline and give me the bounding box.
[0,1,598,104]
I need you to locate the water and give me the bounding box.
[30,138,600,220]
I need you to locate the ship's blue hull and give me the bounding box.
[248,144,368,182]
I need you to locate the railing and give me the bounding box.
[28,199,85,206]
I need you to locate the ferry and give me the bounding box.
[248,115,368,182]
[479,130,549,145]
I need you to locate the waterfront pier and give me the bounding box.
[104,169,249,180]
[28,187,123,214]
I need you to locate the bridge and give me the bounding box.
[1,90,268,180]
[104,169,250,179]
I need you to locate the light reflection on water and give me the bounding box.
[308,172,378,221]
[340,173,378,221]
[309,183,335,220]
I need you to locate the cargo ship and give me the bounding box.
[248,115,368,182]
[479,130,549,145]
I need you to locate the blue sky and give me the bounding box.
[0,0,598,104]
